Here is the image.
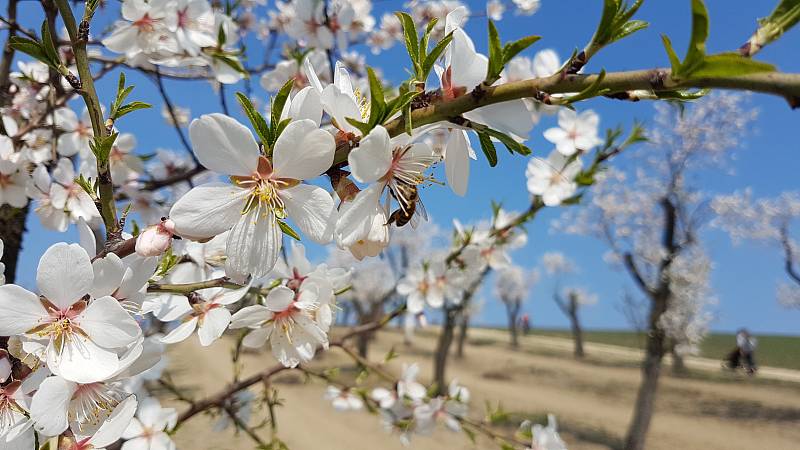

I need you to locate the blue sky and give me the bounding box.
[10,1,800,335]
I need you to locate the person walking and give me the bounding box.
[736,328,758,375]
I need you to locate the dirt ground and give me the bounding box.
[165,327,800,450]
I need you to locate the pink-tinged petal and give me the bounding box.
[230,305,272,328]
[88,396,138,448]
[48,335,119,383]
[0,284,47,335]
[280,184,335,243]
[272,120,335,180]
[36,243,93,310]
[189,114,259,176]
[78,296,142,348]
[169,183,248,240]
[444,130,470,196]
[160,317,199,344]
[226,205,281,278]
[30,376,77,436]
[197,307,231,346]
[264,286,294,312]
[348,126,392,183]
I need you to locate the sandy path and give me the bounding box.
[165,328,800,450]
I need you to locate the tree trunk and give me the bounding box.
[0,204,30,284]
[355,303,381,359]
[569,308,585,359]
[624,295,668,450]
[433,308,457,394]
[670,345,687,375]
[506,303,520,349]
[455,311,469,359]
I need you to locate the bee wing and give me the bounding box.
[409,197,428,229]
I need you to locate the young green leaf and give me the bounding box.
[421,32,453,82]
[278,220,301,241]
[366,67,385,127]
[502,35,542,65]
[268,79,294,148]
[486,20,504,82]
[236,92,272,146]
[688,53,776,78]
[682,0,710,75]
[345,117,373,137]
[661,35,681,74]
[477,132,498,167]
[114,101,151,119]
[483,128,532,156]
[396,12,421,77]
[8,37,51,67]
[40,21,60,68]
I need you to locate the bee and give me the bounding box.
[387,179,427,228]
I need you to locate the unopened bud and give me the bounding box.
[135,218,176,257]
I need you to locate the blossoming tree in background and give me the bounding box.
[713,190,800,309]
[0,0,799,449]
[495,264,538,348]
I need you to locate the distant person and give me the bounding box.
[520,313,531,335]
[736,328,758,375]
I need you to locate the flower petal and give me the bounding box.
[198,307,231,346]
[265,286,294,312]
[88,396,138,448]
[230,305,272,328]
[272,119,335,180]
[160,317,199,344]
[348,126,392,183]
[169,182,248,240]
[0,284,47,335]
[78,296,142,348]
[30,376,77,436]
[48,334,120,383]
[444,130,470,196]
[189,113,259,176]
[37,243,93,310]
[226,205,281,278]
[280,184,335,243]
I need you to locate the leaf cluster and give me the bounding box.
[395,13,454,84]
[486,21,541,84]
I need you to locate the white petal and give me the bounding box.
[210,283,252,306]
[48,334,120,383]
[0,284,47,335]
[30,376,76,436]
[230,304,272,328]
[265,286,294,312]
[444,130,470,196]
[242,327,271,348]
[78,296,142,348]
[189,113,259,176]
[198,307,231,346]
[91,253,126,298]
[89,396,138,448]
[288,86,323,126]
[335,183,384,246]
[348,126,392,183]
[37,243,93,310]
[280,184,334,243]
[169,183,248,240]
[226,206,281,278]
[160,317,199,344]
[272,120,335,180]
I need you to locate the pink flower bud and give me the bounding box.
[135,218,176,257]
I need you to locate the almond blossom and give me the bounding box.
[54,107,95,158]
[160,284,250,347]
[526,149,583,206]
[544,109,603,157]
[169,114,335,277]
[335,126,437,257]
[121,397,177,450]
[0,243,142,383]
[229,284,329,368]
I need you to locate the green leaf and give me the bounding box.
[502,35,542,64]
[115,101,151,119]
[421,32,453,81]
[682,0,710,75]
[477,132,498,167]
[486,20,504,82]
[268,79,294,148]
[236,92,271,146]
[565,69,609,104]
[345,117,373,137]
[688,53,776,78]
[277,220,301,241]
[396,12,421,77]
[40,21,60,67]
[386,91,418,118]
[8,37,50,67]
[90,132,119,163]
[613,19,648,42]
[366,67,385,127]
[661,35,681,74]
[420,18,439,62]
[483,128,532,156]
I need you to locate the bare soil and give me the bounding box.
[165,327,800,450]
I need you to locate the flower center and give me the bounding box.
[70,382,126,428]
[27,299,88,354]
[134,14,157,33]
[232,156,299,218]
